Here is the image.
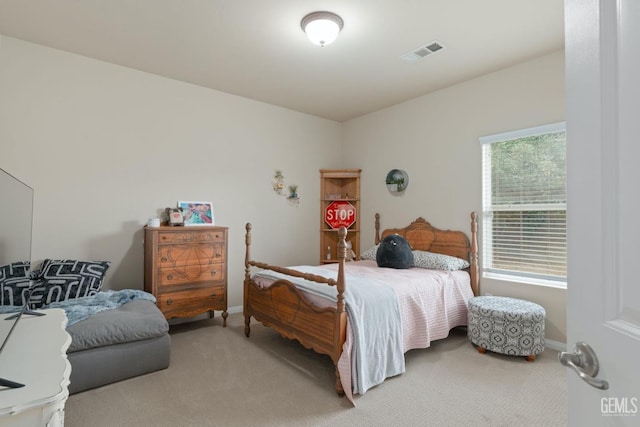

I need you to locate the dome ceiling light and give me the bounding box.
[300,11,344,47]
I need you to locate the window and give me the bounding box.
[480,122,566,286]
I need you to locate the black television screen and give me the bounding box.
[0,168,34,389]
[0,168,33,265]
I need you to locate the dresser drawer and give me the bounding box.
[157,243,225,268]
[157,286,225,318]
[157,229,225,244]
[157,262,225,287]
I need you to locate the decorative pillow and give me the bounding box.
[0,261,31,306]
[359,245,379,261]
[376,235,414,269]
[29,259,111,308]
[412,250,470,271]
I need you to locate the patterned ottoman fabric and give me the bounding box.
[467,296,545,358]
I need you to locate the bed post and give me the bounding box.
[336,226,347,313]
[470,212,480,296]
[244,223,252,337]
[244,223,252,278]
[335,226,348,396]
[374,213,381,245]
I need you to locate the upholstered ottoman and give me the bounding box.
[467,296,545,361]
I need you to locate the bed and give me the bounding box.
[243,212,479,401]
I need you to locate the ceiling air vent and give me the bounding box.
[400,41,446,64]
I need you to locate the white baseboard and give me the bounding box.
[544,338,566,352]
[228,305,243,315]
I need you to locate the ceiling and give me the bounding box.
[0,1,565,122]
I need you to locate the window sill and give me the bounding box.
[483,271,567,289]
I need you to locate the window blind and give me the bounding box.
[480,122,567,283]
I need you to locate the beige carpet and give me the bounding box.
[65,313,567,427]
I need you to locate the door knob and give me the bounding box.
[559,342,609,390]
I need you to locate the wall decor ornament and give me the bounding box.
[272,170,300,206]
[288,184,298,199]
[386,169,409,192]
[272,170,285,195]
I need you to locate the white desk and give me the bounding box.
[0,309,71,427]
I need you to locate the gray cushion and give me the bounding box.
[68,334,171,394]
[66,299,168,353]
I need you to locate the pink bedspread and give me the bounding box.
[323,260,474,404]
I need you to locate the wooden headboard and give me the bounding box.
[374,213,479,295]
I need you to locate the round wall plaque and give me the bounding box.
[386,169,409,192]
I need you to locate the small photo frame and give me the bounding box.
[178,201,214,226]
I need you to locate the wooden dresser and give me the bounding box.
[144,225,228,326]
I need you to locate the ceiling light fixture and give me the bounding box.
[300,11,344,47]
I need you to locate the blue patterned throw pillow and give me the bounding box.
[30,259,111,308]
[0,261,31,306]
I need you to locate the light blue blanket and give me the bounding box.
[0,290,156,326]
[45,289,156,326]
[254,266,405,395]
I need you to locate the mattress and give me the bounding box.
[66,299,169,353]
[68,334,171,394]
[65,299,171,394]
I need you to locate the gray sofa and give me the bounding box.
[0,259,171,394]
[65,299,170,394]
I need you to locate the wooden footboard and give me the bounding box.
[243,223,348,396]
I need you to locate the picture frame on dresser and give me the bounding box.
[178,201,214,226]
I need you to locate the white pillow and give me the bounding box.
[359,245,379,261]
[412,250,470,271]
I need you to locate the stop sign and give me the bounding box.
[325,200,357,229]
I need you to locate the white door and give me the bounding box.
[565,0,640,425]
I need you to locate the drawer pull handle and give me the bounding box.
[161,257,168,262]
[167,298,173,306]
[215,253,221,258]
[167,274,174,280]
[210,294,216,299]
[211,270,217,276]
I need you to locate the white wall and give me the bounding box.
[0,36,342,311]
[342,51,567,343]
